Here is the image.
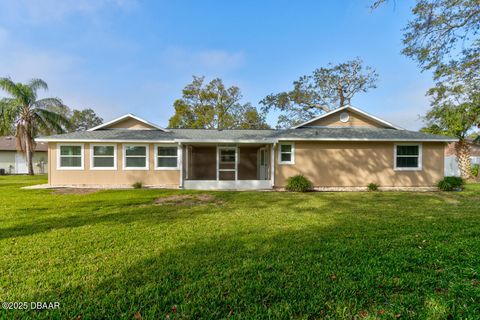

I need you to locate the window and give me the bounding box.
[155,145,178,169]
[220,149,236,163]
[123,145,148,170]
[91,144,116,170]
[58,144,83,169]
[278,143,294,164]
[395,144,422,170]
[340,112,350,123]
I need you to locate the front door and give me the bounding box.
[258,148,268,180]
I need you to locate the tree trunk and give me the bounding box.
[25,136,34,175]
[455,139,472,179]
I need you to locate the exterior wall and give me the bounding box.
[48,143,180,187]
[0,151,48,174]
[0,151,15,173]
[305,110,389,128]
[274,141,445,187]
[107,118,157,130]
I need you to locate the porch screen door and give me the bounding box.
[218,147,237,180]
[258,148,268,180]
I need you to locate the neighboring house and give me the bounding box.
[0,136,48,174]
[37,106,456,190]
[444,139,480,177]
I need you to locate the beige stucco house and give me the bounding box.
[37,106,456,190]
[0,136,48,174]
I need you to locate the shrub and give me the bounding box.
[471,164,479,178]
[367,183,379,191]
[286,175,313,192]
[437,176,465,191]
[132,182,143,189]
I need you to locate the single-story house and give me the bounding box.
[444,138,480,176]
[0,136,48,174]
[37,106,456,190]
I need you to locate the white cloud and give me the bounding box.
[0,0,137,23]
[161,47,246,74]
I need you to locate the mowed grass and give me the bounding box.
[0,176,479,319]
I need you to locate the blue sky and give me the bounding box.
[0,0,434,129]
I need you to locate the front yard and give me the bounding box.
[0,176,479,319]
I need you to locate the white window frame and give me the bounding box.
[90,144,117,170]
[123,144,149,170]
[394,143,422,171]
[278,142,295,165]
[57,143,84,170]
[154,144,179,170]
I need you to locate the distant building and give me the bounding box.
[0,136,48,174]
[444,139,480,176]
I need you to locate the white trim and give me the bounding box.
[278,142,295,165]
[57,143,84,170]
[87,114,169,132]
[394,143,423,171]
[178,143,183,188]
[276,138,458,142]
[122,144,149,170]
[37,137,458,143]
[291,105,404,130]
[154,144,179,170]
[90,144,117,170]
[217,146,238,180]
[271,144,275,186]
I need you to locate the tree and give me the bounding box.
[70,108,103,131]
[373,0,480,86]
[421,84,480,179]
[260,58,378,128]
[373,0,480,177]
[41,105,103,132]
[168,76,269,129]
[0,77,69,175]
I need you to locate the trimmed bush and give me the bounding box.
[367,183,379,191]
[471,164,479,178]
[437,176,464,191]
[286,175,313,192]
[132,182,143,189]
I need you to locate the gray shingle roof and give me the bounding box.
[37,127,456,142]
[0,136,48,151]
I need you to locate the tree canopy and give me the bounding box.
[168,76,269,130]
[0,77,69,175]
[260,58,378,128]
[374,0,480,86]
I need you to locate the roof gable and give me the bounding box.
[87,114,169,132]
[292,106,403,130]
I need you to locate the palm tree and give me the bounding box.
[0,77,69,175]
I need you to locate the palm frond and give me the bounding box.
[28,78,48,93]
[34,97,64,109]
[34,108,70,134]
[0,98,19,135]
[0,77,24,100]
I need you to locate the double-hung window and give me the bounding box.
[278,143,294,164]
[91,144,116,170]
[58,144,84,169]
[155,145,178,169]
[395,144,422,170]
[123,145,148,170]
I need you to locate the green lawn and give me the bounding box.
[0,176,479,319]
